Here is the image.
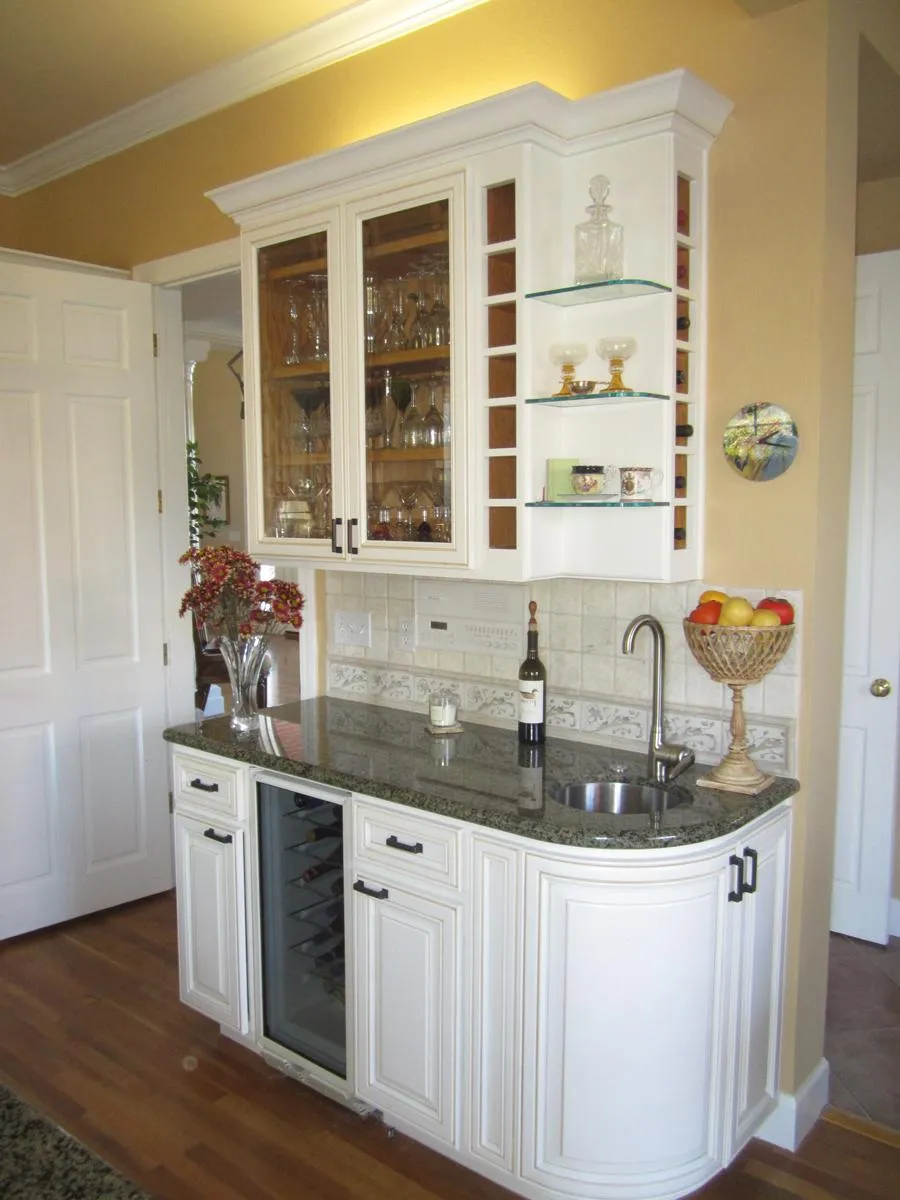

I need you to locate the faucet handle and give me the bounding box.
[655,742,695,783]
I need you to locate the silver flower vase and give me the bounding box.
[217,634,269,733]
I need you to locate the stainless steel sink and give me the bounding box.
[552,780,690,814]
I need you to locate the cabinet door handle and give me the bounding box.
[190,778,219,793]
[203,827,233,844]
[742,847,759,895]
[331,517,343,554]
[348,517,359,555]
[386,834,424,854]
[353,879,389,900]
[728,854,744,902]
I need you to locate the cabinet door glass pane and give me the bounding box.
[257,231,333,541]
[361,200,452,545]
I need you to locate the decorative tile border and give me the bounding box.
[326,655,795,776]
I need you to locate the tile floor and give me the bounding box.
[826,932,900,1128]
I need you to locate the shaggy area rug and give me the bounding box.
[0,1082,152,1199]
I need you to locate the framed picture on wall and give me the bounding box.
[209,475,230,525]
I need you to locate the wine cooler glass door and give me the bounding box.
[257,781,346,1077]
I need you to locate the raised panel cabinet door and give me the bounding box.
[174,815,248,1033]
[352,875,460,1145]
[522,856,728,1199]
[467,836,520,1174]
[724,810,791,1158]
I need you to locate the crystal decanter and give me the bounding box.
[574,175,624,284]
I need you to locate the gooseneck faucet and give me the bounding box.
[622,614,695,785]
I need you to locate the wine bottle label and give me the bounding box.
[517,679,545,723]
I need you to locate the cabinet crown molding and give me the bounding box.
[207,69,733,227]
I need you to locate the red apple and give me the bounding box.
[688,599,722,624]
[757,596,794,625]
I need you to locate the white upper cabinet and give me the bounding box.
[210,70,731,581]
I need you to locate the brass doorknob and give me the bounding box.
[870,678,892,698]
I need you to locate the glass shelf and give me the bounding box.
[526,390,669,408]
[526,500,670,509]
[525,279,671,306]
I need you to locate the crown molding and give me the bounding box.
[183,318,243,349]
[0,0,489,197]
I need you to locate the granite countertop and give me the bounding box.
[164,698,798,850]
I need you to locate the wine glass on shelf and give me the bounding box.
[391,378,412,447]
[426,258,450,347]
[385,279,408,351]
[284,284,302,366]
[422,378,445,447]
[365,377,385,448]
[397,483,420,541]
[400,381,425,448]
[305,274,329,361]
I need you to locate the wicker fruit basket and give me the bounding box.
[683,618,796,795]
[683,621,795,685]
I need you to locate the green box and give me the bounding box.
[546,458,579,501]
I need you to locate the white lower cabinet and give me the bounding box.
[173,813,248,1034]
[352,872,461,1145]
[723,812,791,1160]
[167,745,791,1200]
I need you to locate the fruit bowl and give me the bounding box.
[683,618,796,795]
[683,621,795,685]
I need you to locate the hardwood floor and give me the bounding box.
[1,893,898,1200]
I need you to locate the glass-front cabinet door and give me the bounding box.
[249,177,465,566]
[256,225,338,550]
[354,195,455,553]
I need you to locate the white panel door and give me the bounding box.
[0,259,173,939]
[352,875,459,1145]
[831,251,900,944]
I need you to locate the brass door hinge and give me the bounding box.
[157,489,163,514]
[168,790,174,814]
[163,642,169,666]
[153,332,159,357]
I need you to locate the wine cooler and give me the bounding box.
[257,779,347,1077]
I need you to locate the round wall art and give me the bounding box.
[723,403,799,482]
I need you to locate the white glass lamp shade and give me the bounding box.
[549,342,588,368]
[596,336,637,363]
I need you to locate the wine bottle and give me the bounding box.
[518,600,546,745]
[517,742,545,810]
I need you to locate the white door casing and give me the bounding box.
[831,251,900,944]
[0,259,173,939]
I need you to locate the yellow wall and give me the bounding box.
[857,176,900,253]
[4,0,897,1102]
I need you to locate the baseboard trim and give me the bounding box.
[756,1058,830,1151]
[889,897,900,938]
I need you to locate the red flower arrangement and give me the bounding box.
[178,546,304,642]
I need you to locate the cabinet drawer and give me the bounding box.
[172,750,246,821]
[353,798,461,889]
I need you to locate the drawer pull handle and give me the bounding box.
[728,854,744,903]
[742,847,759,895]
[386,835,424,855]
[190,778,219,793]
[203,827,233,845]
[353,879,389,900]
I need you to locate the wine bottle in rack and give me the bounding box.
[517,600,546,745]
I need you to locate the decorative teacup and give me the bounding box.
[570,464,617,497]
[619,466,663,502]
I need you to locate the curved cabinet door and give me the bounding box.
[521,854,729,1199]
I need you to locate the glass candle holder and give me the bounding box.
[597,335,637,393]
[549,342,588,396]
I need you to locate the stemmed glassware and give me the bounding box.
[423,378,445,447]
[284,284,303,366]
[305,274,329,361]
[401,381,425,447]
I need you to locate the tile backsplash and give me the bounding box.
[324,574,802,776]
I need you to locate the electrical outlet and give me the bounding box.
[397,617,415,651]
[334,610,372,648]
